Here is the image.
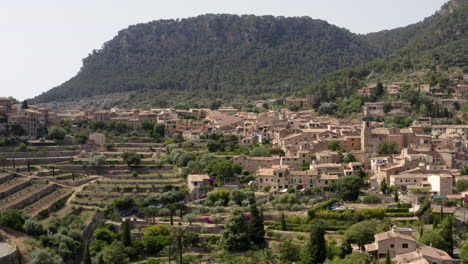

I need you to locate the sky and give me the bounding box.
[0,0,447,100]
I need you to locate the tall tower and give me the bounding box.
[361,117,373,152]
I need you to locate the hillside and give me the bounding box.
[300,0,468,104]
[32,14,381,105]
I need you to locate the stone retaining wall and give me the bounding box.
[0,174,15,184]
[0,180,31,199]
[36,191,74,219]
[0,241,19,264]
[8,184,56,209]
[6,151,79,159]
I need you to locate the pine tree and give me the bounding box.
[281,212,287,231]
[122,219,132,247]
[82,241,91,264]
[248,204,265,246]
[300,222,327,264]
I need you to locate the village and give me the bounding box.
[0,74,467,264]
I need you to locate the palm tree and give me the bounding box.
[256,248,278,264]
[161,244,176,264]
[172,226,187,264]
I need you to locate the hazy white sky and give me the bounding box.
[0,0,447,100]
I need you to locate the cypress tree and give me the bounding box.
[300,222,327,264]
[82,241,91,264]
[248,204,265,245]
[170,204,174,226]
[380,179,388,194]
[339,239,352,258]
[394,189,399,202]
[385,249,391,264]
[122,219,132,247]
[281,212,287,231]
[440,216,453,256]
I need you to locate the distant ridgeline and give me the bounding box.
[32,0,468,108]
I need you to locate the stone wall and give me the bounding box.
[0,173,16,184]
[6,151,79,159]
[0,241,19,264]
[8,184,56,209]
[0,180,31,199]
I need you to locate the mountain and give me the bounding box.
[299,0,468,104]
[32,14,381,105]
[32,1,467,109]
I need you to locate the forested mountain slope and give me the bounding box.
[300,0,468,104]
[32,14,381,104]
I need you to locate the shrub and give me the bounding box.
[361,195,381,204]
[23,219,44,236]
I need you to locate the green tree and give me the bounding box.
[122,152,141,167]
[380,179,388,194]
[337,175,363,201]
[344,220,377,250]
[440,216,454,256]
[373,82,384,97]
[172,226,186,264]
[21,100,29,109]
[161,244,176,264]
[121,219,132,247]
[152,123,165,138]
[30,249,63,264]
[394,189,399,203]
[248,204,265,246]
[0,153,6,168]
[48,126,67,140]
[82,241,91,264]
[280,239,300,263]
[385,249,391,264]
[300,222,327,264]
[460,242,468,264]
[281,212,287,231]
[23,218,43,236]
[324,252,371,264]
[419,230,447,252]
[220,208,251,251]
[143,224,172,254]
[0,209,25,230]
[102,241,129,264]
[456,179,468,192]
[328,140,341,151]
[378,142,397,154]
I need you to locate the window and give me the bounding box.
[390,244,394,248]
[402,243,408,249]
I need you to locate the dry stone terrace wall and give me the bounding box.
[0,179,32,199]
[7,184,56,209]
[5,151,79,159]
[34,190,74,218]
[0,174,16,184]
[6,157,74,166]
